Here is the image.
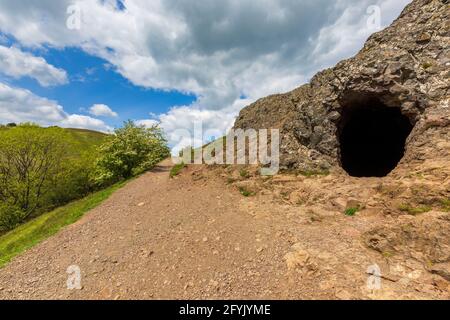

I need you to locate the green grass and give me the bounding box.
[398,203,432,215]
[344,207,359,216]
[1,126,107,160]
[0,182,125,268]
[298,169,330,177]
[440,198,450,212]
[239,187,254,197]
[1,127,107,145]
[239,168,250,179]
[226,177,237,184]
[66,128,108,147]
[170,162,186,178]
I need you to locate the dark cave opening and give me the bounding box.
[338,98,414,177]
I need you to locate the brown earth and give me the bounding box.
[0,159,448,300]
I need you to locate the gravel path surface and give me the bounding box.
[0,160,447,300]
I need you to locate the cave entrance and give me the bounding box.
[339,98,414,177]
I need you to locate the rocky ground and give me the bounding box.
[0,159,448,300]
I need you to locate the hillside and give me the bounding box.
[66,128,108,144]
[0,125,109,235]
[0,126,107,146]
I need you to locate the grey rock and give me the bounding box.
[234,0,449,174]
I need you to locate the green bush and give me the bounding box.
[0,203,26,232]
[0,124,104,232]
[95,121,170,184]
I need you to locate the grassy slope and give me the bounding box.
[0,127,112,267]
[0,181,125,268]
[66,128,108,147]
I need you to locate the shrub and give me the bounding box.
[95,121,170,184]
[0,203,26,232]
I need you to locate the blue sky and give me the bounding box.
[0,0,411,151]
[5,45,196,130]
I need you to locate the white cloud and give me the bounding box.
[0,82,111,132]
[0,34,8,44]
[135,119,159,128]
[0,0,411,146]
[89,104,118,118]
[0,45,68,87]
[310,0,411,70]
[61,114,111,131]
[138,98,251,154]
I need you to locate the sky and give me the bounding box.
[0,0,411,152]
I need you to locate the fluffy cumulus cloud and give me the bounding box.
[137,98,251,154]
[0,45,68,86]
[0,0,411,146]
[0,82,111,132]
[89,104,118,118]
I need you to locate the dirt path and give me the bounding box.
[0,160,448,300]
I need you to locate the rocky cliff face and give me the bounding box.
[234,0,449,176]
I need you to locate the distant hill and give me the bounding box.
[0,125,108,159]
[0,125,108,146]
[65,128,109,149]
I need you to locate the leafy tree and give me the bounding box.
[95,121,170,184]
[0,121,170,232]
[0,203,25,231]
[0,125,72,230]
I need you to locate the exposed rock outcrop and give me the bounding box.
[234,0,449,176]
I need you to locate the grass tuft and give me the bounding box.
[239,169,250,179]
[298,169,330,177]
[239,187,254,197]
[440,198,450,212]
[170,162,186,178]
[398,203,432,215]
[344,207,358,217]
